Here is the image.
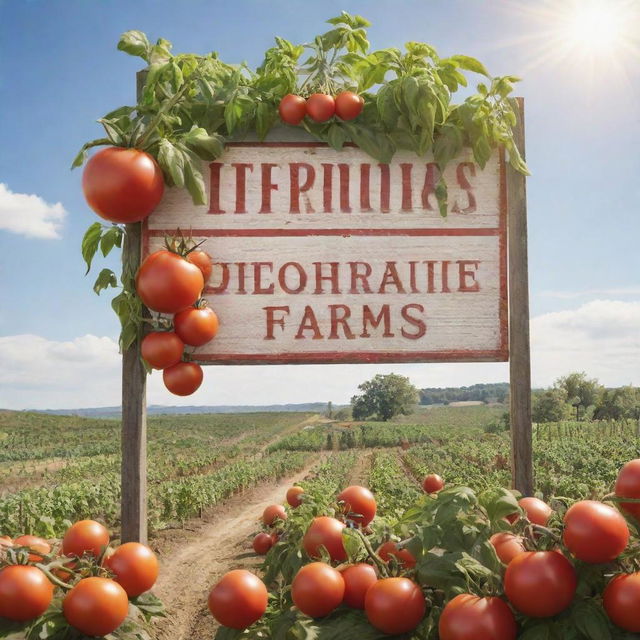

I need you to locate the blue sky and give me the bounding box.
[0,0,638,409]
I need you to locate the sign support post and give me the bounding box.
[507,98,533,496]
[120,71,149,544]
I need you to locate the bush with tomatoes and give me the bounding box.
[206,458,640,639]
[0,519,165,639]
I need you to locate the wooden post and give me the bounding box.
[508,98,534,496]
[120,71,148,543]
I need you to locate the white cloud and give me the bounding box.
[0,183,67,239]
[538,288,640,299]
[0,299,638,410]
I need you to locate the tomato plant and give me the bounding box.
[105,542,159,597]
[141,331,184,369]
[423,473,444,494]
[517,496,552,526]
[12,535,51,563]
[208,570,268,630]
[262,504,287,526]
[305,93,336,122]
[163,361,203,396]
[341,563,377,609]
[292,562,345,618]
[286,486,305,507]
[563,500,629,564]
[63,577,129,636]
[82,147,164,223]
[0,565,53,622]
[334,91,364,120]
[174,305,219,346]
[303,516,347,562]
[377,540,417,569]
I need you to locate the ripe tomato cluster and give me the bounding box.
[206,461,640,638]
[279,91,364,125]
[0,519,160,637]
[137,246,218,396]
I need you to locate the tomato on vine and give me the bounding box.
[365,577,426,635]
[292,562,345,618]
[438,594,517,640]
[141,331,184,369]
[286,486,305,507]
[615,459,640,521]
[306,93,335,122]
[62,519,110,558]
[279,94,307,125]
[174,305,219,347]
[377,540,417,569]
[303,516,346,562]
[208,570,268,630]
[252,533,274,555]
[0,565,54,622]
[335,91,364,121]
[186,249,213,282]
[163,361,203,396]
[341,563,377,609]
[603,573,640,632]
[262,504,287,526]
[422,473,444,494]
[337,485,376,526]
[82,147,164,223]
[105,542,159,597]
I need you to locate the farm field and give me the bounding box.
[2,405,639,638]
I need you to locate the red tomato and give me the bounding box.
[62,520,110,559]
[136,250,204,314]
[563,500,629,564]
[303,516,347,562]
[518,497,552,526]
[365,577,426,634]
[174,306,219,346]
[13,535,51,562]
[279,94,307,125]
[377,541,417,569]
[186,250,213,282]
[63,577,129,636]
[208,570,267,630]
[141,332,184,369]
[603,573,640,632]
[105,542,158,597]
[439,594,517,640]
[490,533,526,565]
[163,362,203,396]
[342,563,377,609]
[335,91,364,121]
[82,147,164,223]
[504,551,576,617]
[286,486,305,508]
[615,459,640,521]
[262,504,287,527]
[292,562,345,618]
[0,565,54,621]
[337,485,377,526]
[252,533,274,555]
[306,93,335,122]
[423,474,444,494]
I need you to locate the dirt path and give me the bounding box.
[152,458,323,640]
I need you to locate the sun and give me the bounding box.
[563,1,626,51]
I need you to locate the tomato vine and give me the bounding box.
[77,12,528,351]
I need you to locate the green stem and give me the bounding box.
[351,528,389,577]
[36,563,73,591]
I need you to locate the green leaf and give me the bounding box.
[93,268,118,295]
[326,124,349,151]
[376,83,400,129]
[81,222,103,274]
[157,139,185,188]
[572,600,612,640]
[181,147,207,205]
[70,138,111,169]
[224,96,244,135]
[342,123,394,163]
[100,225,123,257]
[117,30,151,60]
[183,127,225,160]
[479,487,520,523]
[436,177,448,217]
[433,123,463,169]
[401,76,420,129]
[255,102,277,141]
[451,54,490,77]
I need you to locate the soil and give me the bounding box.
[151,457,324,640]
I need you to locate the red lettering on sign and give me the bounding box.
[313,262,340,294]
[259,163,278,213]
[253,262,274,294]
[378,262,405,294]
[361,305,393,338]
[321,164,333,213]
[441,260,451,293]
[279,262,307,294]
[457,260,481,292]
[296,306,323,339]
[338,164,351,212]
[232,163,253,213]
[348,261,373,294]
[290,163,315,213]
[360,164,372,212]
[208,262,229,293]
[208,163,225,214]
[379,164,390,213]
[401,304,427,339]
[329,304,355,339]
[400,163,413,211]
[408,261,419,293]
[452,162,477,214]
[263,306,290,340]
[421,163,440,211]
[236,262,248,294]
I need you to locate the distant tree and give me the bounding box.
[594,386,640,421]
[333,407,352,421]
[532,388,571,423]
[555,373,602,416]
[351,374,419,421]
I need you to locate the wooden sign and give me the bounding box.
[143,138,508,365]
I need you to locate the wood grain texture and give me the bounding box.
[144,138,508,365]
[120,71,148,544]
[507,98,533,496]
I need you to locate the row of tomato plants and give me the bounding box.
[205,459,640,639]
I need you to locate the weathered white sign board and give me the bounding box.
[143,141,507,364]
